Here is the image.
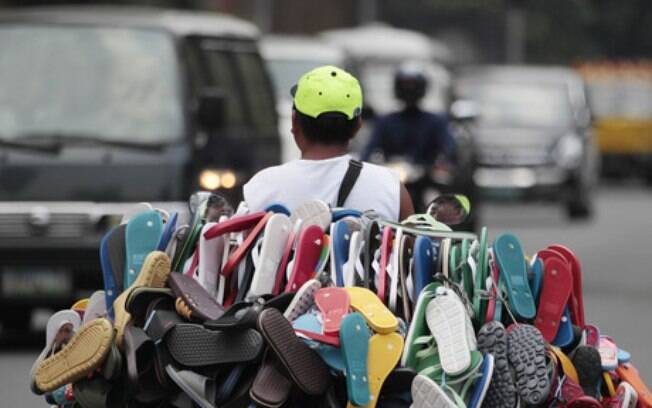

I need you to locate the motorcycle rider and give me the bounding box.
[361,64,456,166]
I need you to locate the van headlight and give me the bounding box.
[198,169,238,190]
[553,134,583,169]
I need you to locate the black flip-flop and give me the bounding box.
[124,323,169,404]
[571,345,602,399]
[257,308,331,396]
[250,349,293,408]
[126,287,175,327]
[165,323,263,367]
[107,224,127,289]
[169,272,225,322]
[507,324,551,406]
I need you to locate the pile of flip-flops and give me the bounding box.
[29,195,652,408]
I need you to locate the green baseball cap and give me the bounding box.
[291,65,363,120]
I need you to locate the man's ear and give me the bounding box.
[291,109,298,136]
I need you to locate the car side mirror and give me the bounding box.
[198,89,227,130]
[450,99,479,122]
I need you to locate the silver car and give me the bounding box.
[456,65,599,219]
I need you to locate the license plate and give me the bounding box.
[2,267,72,298]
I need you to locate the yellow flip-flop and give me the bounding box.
[346,287,398,334]
[347,332,404,408]
[114,251,171,349]
[549,346,579,384]
[71,298,89,313]
[34,318,113,392]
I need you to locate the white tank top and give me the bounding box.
[243,154,401,221]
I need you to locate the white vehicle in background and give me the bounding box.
[321,23,452,117]
[261,35,347,162]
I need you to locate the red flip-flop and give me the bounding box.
[273,231,296,295]
[485,255,499,323]
[314,287,350,335]
[535,256,573,342]
[222,212,272,279]
[285,225,323,292]
[203,211,267,240]
[548,244,586,328]
[377,226,393,303]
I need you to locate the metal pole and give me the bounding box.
[505,6,526,63]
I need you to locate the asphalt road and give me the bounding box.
[2,184,651,406]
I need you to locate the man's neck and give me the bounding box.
[301,144,349,160]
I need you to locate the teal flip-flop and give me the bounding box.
[340,312,370,406]
[124,210,163,289]
[493,233,535,320]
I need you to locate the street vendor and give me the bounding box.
[243,65,414,222]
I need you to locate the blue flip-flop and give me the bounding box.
[264,203,291,216]
[292,313,345,372]
[340,312,370,406]
[468,353,495,408]
[618,348,632,364]
[332,208,363,222]
[530,258,544,300]
[493,233,536,320]
[413,236,434,298]
[156,212,178,251]
[330,220,351,287]
[124,210,163,289]
[100,228,120,320]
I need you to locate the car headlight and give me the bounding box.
[198,169,238,190]
[553,134,583,169]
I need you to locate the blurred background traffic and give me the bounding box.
[1,0,652,404]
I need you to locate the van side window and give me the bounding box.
[187,38,247,128]
[233,52,277,131]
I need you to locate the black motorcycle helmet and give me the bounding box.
[394,65,428,106]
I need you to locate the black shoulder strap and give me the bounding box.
[337,159,363,207]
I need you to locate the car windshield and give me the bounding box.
[466,82,573,127]
[0,25,183,145]
[266,58,335,99]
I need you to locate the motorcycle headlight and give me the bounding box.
[198,169,238,190]
[553,134,583,169]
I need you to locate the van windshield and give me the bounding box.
[0,25,183,145]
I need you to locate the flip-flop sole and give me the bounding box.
[114,251,171,348]
[249,213,292,298]
[165,324,263,366]
[286,225,323,292]
[347,287,398,334]
[411,374,457,408]
[165,365,215,408]
[535,257,573,342]
[250,351,293,408]
[507,324,550,406]
[124,210,163,289]
[35,318,113,392]
[572,345,603,399]
[258,308,331,396]
[169,272,225,322]
[340,313,370,406]
[316,287,350,334]
[331,220,351,287]
[413,236,434,299]
[476,321,516,408]
[352,333,403,408]
[493,234,536,320]
[425,288,471,376]
[284,279,321,322]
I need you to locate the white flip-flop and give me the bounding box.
[388,228,403,312]
[426,287,472,376]
[83,290,107,325]
[247,213,292,300]
[290,200,331,232]
[197,222,223,298]
[29,309,82,393]
[343,230,363,287]
[411,374,458,408]
[283,279,322,322]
